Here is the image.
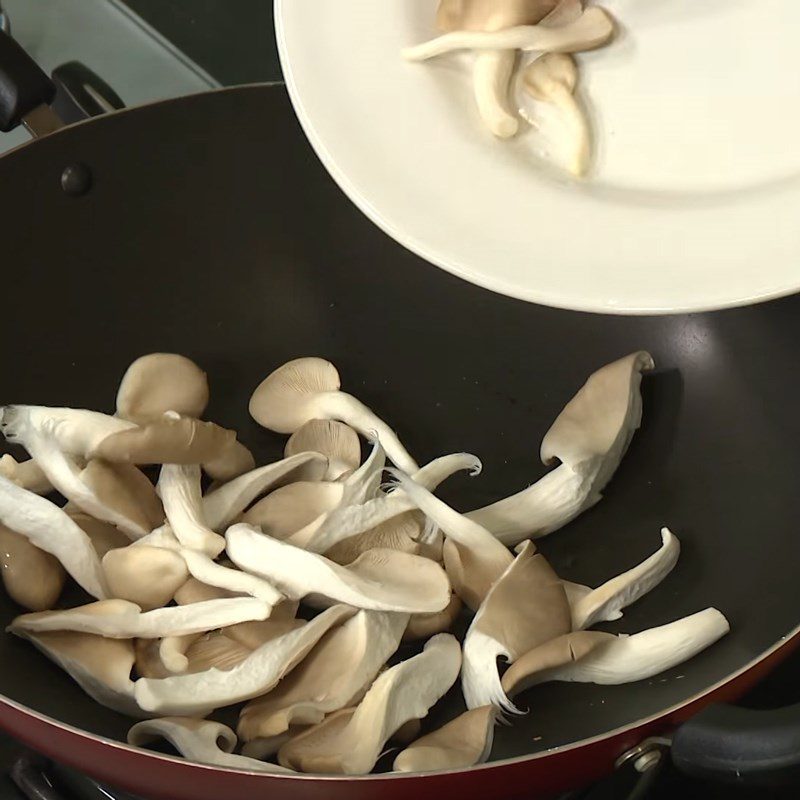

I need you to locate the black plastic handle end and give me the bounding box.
[672,703,800,787]
[0,30,56,132]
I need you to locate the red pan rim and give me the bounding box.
[1,624,798,781]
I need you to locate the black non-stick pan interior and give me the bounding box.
[1,85,799,763]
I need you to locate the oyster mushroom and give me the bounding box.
[10,597,273,639]
[173,578,238,605]
[128,718,292,774]
[203,440,256,483]
[12,629,140,716]
[102,546,189,611]
[179,549,283,606]
[462,541,571,711]
[389,469,512,610]
[568,528,680,630]
[403,6,614,61]
[0,476,107,599]
[226,524,451,613]
[115,353,209,425]
[278,633,462,774]
[69,513,132,558]
[156,464,225,557]
[181,630,255,673]
[467,352,654,545]
[10,432,159,540]
[238,610,408,742]
[285,420,361,481]
[403,593,463,642]
[133,604,355,716]
[524,52,590,176]
[242,729,310,760]
[0,454,52,494]
[435,1,563,139]
[502,609,730,699]
[0,524,65,611]
[394,705,499,772]
[249,358,418,474]
[325,511,423,566]
[201,452,328,531]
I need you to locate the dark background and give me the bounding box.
[124,0,281,85]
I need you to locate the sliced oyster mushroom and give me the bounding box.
[69,513,130,559]
[10,597,272,639]
[179,549,282,606]
[134,605,355,716]
[249,358,418,473]
[0,524,65,611]
[394,705,498,772]
[462,541,571,712]
[278,634,462,774]
[403,594,463,642]
[13,629,140,716]
[285,420,361,481]
[102,546,189,611]
[128,718,292,773]
[226,524,450,613]
[116,353,209,424]
[502,609,730,699]
[238,610,408,741]
[0,454,52,494]
[324,512,423,566]
[0,476,107,599]
[467,352,654,545]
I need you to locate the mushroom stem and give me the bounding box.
[157,464,225,558]
[551,84,591,176]
[473,50,519,138]
[402,8,614,61]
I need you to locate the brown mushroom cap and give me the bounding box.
[285,420,361,479]
[501,630,611,699]
[437,0,560,32]
[80,460,164,534]
[102,546,189,611]
[203,439,256,482]
[68,513,130,559]
[403,594,463,642]
[115,353,209,425]
[394,705,498,772]
[242,482,343,539]
[91,416,236,465]
[474,541,571,657]
[324,511,422,566]
[0,524,65,611]
[249,358,341,434]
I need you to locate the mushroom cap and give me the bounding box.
[394,705,498,772]
[183,630,254,673]
[285,420,361,480]
[403,593,463,642]
[0,455,52,494]
[102,546,190,611]
[324,511,423,566]
[540,351,654,471]
[225,617,306,651]
[501,630,615,699]
[442,538,510,612]
[92,416,236,466]
[79,460,164,534]
[474,541,571,658]
[115,353,209,425]
[242,481,344,539]
[0,524,65,611]
[437,0,559,32]
[523,52,578,99]
[173,577,239,605]
[249,358,341,434]
[203,440,256,482]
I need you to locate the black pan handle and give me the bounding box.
[0,29,56,132]
[671,702,800,787]
[52,61,125,124]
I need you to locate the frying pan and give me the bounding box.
[1,30,800,800]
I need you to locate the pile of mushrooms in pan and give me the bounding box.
[403,0,615,176]
[0,352,729,775]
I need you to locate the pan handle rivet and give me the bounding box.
[61,163,92,197]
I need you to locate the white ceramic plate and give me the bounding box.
[276,0,800,314]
